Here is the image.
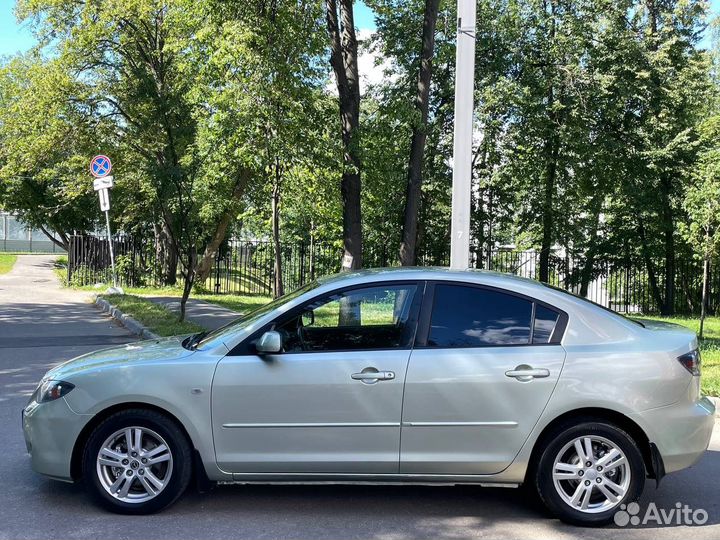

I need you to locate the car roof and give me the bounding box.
[317,266,551,292]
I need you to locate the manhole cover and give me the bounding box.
[33,279,50,283]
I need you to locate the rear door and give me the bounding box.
[400,282,567,475]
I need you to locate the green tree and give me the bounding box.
[0,54,107,249]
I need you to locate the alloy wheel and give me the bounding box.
[551,434,631,513]
[95,426,173,504]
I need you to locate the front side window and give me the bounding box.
[276,284,419,352]
[428,284,533,347]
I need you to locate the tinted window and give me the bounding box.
[533,305,560,344]
[428,285,532,347]
[277,284,418,352]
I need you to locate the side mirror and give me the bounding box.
[301,309,315,327]
[256,330,282,354]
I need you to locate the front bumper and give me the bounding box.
[22,397,90,481]
[632,396,715,474]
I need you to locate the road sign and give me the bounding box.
[98,188,110,212]
[93,176,114,191]
[90,155,112,178]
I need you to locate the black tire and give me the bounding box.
[82,408,193,514]
[533,419,645,527]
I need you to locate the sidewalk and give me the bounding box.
[144,296,240,331]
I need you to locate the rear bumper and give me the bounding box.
[22,397,90,481]
[632,396,715,473]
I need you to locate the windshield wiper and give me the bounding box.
[183,331,208,350]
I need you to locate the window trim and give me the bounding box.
[229,280,426,356]
[414,281,568,349]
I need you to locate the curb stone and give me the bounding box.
[95,296,161,341]
[708,396,720,417]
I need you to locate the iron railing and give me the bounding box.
[67,234,719,315]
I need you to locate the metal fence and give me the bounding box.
[67,234,720,315]
[0,213,65,253]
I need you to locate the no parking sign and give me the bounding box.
[90,155,112,178]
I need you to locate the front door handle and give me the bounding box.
[505,364,550,382]
[351,368,395,383]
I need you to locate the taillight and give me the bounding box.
[677,350,701,376]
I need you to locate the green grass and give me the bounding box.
[190,293,271,314]
[635,315,720,397]
[0,254,17,275]
[100,294,204,337]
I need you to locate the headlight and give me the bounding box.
[36,380,75,403]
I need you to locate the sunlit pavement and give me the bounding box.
[1,255,718,539]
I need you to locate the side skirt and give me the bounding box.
[218,473,520,488]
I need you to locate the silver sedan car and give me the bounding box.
[23,268,715,525]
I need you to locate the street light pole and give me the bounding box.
[449,0,477,269]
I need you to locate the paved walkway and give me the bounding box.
[144,296,240,331]
[0,254,135,398]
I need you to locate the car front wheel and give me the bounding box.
[82,409,192,514]
[533,420,645,526]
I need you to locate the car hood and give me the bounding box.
[44,336,196,381]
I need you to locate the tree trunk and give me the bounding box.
[272,162,284,298]
[579,198,603,297]
[179,250,196,323]
[538,3,559,284]
[326,0,362,270]
[399,0,440,266]
[38,224,69,251]
[660,177,675,315]
[700,233,710,339]
[539,129,559,283]
[637,217,664,311]
[195,169,251,284]
[309,219,316,280]
[154,221,177,286]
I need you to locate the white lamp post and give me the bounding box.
[449,0,477,269]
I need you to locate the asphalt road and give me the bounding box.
[1,254,719,540]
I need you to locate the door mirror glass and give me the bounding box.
[301,309,315,327]
[256,330,282,354]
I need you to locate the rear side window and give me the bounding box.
[428,284,533,347]
[533,305,560,344]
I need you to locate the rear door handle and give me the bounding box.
[505,365,550,382]
[351,368,395,383]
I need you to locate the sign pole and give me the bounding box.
[104,206,117,288]
[90,155,120,291]
[449,0,477,269]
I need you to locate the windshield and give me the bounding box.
[541,283,645,327]
[195,281,320,348]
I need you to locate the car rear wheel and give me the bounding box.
[82,409,192,514]
[533,420,645,526]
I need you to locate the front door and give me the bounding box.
[400,282,567,475]
[212,282,422,474]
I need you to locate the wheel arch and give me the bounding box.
[525,407,660,483]
[70,402,203,483]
